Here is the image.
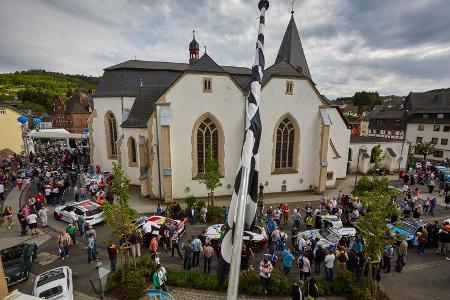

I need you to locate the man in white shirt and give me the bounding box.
[38,206,49,227]
[27,212,39,235]
[69,208,78,224]
[324,249,336,280]
[297,235,307,254]
[143,222,153,247]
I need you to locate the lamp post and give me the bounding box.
[151,143,162,200]
[354,145,368,188]
[88,261,110,300]
[397,138,411,173]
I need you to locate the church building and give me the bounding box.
[90,14,351,201]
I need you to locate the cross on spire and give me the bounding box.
[290,0,296,14]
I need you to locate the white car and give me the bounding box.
[32,266,73,300]
[133,215,188,237]
[299,227,356,249]
[205,224,268,252]
[54,200,104,225]
[319,215,343,228]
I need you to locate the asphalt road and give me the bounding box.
[15,182,450,299]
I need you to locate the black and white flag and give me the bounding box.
[220,0,268,264]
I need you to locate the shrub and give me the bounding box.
[192,273,218,290]
[206,205,224,223]
[167,269,190,287]
[239,270,263,295]
[121,268,147,300]
[185,195,197,208]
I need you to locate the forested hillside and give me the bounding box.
[0,70,99,112]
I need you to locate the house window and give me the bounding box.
[433,150,444,158]
[106,112,118,157]
[128,137,137,166]
[423,114,429,119]
[437,113,444,119]
[431,138,438,145]
[197,118,218,172]
[0,108,5,115]
[285,81,294,95]
[376,129,380,134]
[275,118,297,169]
[394,119,401,125]
[327,171,334,180]
[444,126,450,132]
[416,137,423,143]
[433,125,441,131]
[376,119,384,125]
[384,130,388,135]
[441,139,448,146]
[203,78,212,93]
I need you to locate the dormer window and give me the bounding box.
[285,81,294,95]
[203,78,212,93]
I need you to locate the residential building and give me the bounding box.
[404,91,450,161]
[364,109,406,140]
[52,90,93,133]
[90,13,351,201]
[0,101,25,153]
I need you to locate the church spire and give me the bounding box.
[189,30,200,65]
[275,12,311,78]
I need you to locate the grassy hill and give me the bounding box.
[0,69,99,112]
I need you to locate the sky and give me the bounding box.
[1,0,450,99]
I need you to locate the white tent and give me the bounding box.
[27,129,82,140]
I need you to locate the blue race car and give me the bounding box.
[436,166,450,181]
[388,220,427,246]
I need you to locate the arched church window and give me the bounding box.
[197,118,218,172]
[106,112,118,157]
[128,137,137,166]
[275,117,296,169]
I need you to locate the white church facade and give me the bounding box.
[90,14,351,202]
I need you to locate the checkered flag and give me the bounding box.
[220,0,268,264]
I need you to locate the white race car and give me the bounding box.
[32,266,73,300]
[319,215,343,228]
[54,200,104,225]
[298,227,356,249]
[205,224,268,252]
[133,215,188,237]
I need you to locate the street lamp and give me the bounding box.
[151,143,162,200]
[354,145,368,188]
[397,138,411,173]
[89,261,110,300]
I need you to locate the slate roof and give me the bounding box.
[121,85,172,128]
[65,91,93,114]
[367,110,405,119]
[187,53,226,73]
[405,91,450,112]
[261,60,305,86]
[275,14,311,78]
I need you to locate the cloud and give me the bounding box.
[0,0,449,98]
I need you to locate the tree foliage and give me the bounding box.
[356,177,398,261]
[370,145,383,169]
[353,91,382,113]
[414,142,435,160]
[199,145,222,206]
[102,163,138,239]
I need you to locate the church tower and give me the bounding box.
[189,30,199,65]
[275,12,311,78]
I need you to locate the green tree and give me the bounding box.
[370,144,383,169]
[353,91,382,113]
[414,142,435,160]
[102,162,138,239]
[199,145,222,206]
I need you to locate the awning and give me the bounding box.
[27,129,83,140]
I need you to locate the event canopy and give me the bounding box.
[27,129,83,140]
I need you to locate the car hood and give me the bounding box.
[206,224,223,239]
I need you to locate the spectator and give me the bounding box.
[313,244,325,275]
[298,254,311,280]
[149,236,160,261]
[382,244,394,273]
[107,242,118,272]
[306,277,319,300]
[291,280,304,300]
[38,206,49,227]
[66,223,77,245]
[26,211,39,235]
[87,234,96,263]
[17,210,27,236]
[259,256,273,294]
[324,249,336,280]
[202,242,214,274]
[171,231,183,258]
[282,248,295,275]
[191,235,202,267]
[395,238,408,273]
[182,239,194,270]
[57,230,72,260]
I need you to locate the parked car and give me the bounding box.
[388,220,427,246]
[1,243,38,287]
[54,200,104,225]
[133,215,188,237]
[319,214,343,228]
[298,227,357,249]
[205,224,268,252]
[32,266,73,300]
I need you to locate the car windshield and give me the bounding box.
[39,286,63,299]
[395,222,417,233]
[319,228,340,243]
[252,227,262,235]
[37,268,65,288]
[85,207,102,216]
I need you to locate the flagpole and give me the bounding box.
[226,2,269,299]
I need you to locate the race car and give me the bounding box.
[133,215,188,238]
[54,200,104,225]
[388,220,427,246]
[298,227,357,249]
[205,224,268,252]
